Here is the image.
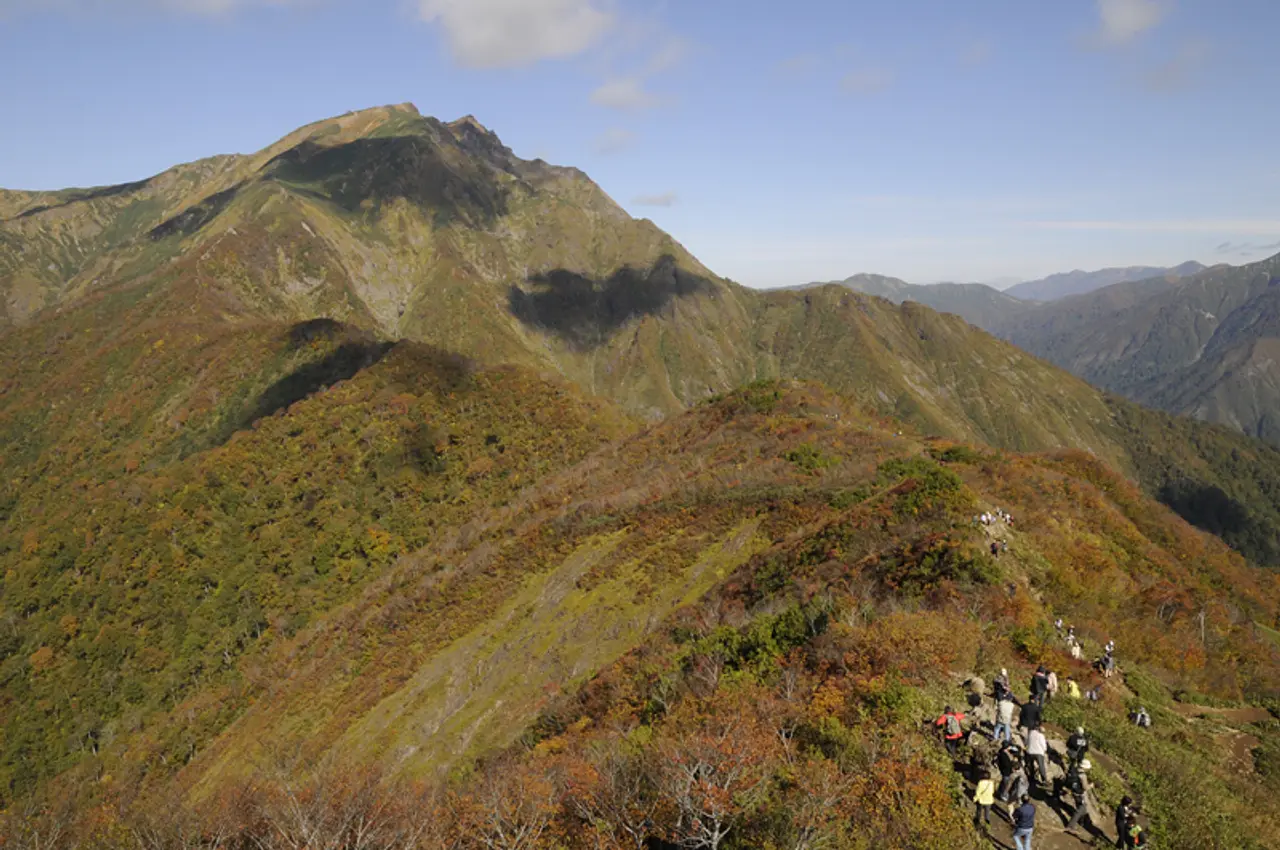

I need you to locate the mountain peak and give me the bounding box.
[448,114,491,135]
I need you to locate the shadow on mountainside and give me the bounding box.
[149,185,242,240]
[263,136,508,226]
[1157,478,1280,566]
[190,320,394,455]
[508,255,715,350]
[12,178,153,220]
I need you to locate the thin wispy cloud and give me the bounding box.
[1027,220,1280,235]
[1217,239,1280,255]
[1095,0,1166,46]
[590,77,666,110]
[841,67,894,95]
[1144,40,1211,92]
[588,32,687,111]
[0,0,298,13]
[418,0,613,69]
[961,39,993,67]
[775,53,820,77]
[633,192,678,207]
[592,127,636,155]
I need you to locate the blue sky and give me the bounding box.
[2,0,1278,287]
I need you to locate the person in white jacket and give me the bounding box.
[1024,726,1049,786]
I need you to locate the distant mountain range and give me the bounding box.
[1005,261,1208,301]
[823,256,1280,446]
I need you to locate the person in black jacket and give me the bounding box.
[1115,796,1136,849]
[996,740,1020,801]
[1029,666,1049,705]
[1018,698,1042,732]
[1066,726,1089,768]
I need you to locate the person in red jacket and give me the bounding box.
[935,705,967,757]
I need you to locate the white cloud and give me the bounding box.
[1096,0,1165,46]
[592,127,636,154]
[841,68,894,95]
[1025,220,1280,235]
[418,0,613,69]
[633,192,678,207]
[590,76,665,110]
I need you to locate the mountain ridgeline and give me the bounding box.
[3,105,1280,847]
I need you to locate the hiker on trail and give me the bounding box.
[968,746,990,783]
[1006,762,1031,816]
[1103,651,1117,679]
[1127,821,1148,849]
[1131,706,1152,728]
[936,705,967,756]
[973,768,995,830]
[1106,639,1116,654]
[1030,666,1050,705]
[1065,675,1082,699]
[1012,795,1036,850]
[1018,698,1042,732]
[1025,726,1049,786]
[1055,618,1064,633]
[1066,726,1090,767]
[991,541,1000,558]
[1046,669,1059,702]
[1070,640,1083,661]
[1087,683,1104,702]
[996,740,1019,801]
[993,668,1010,700]
[1115,797,1136,849]
[1063,759,1099,835]
[1067,625,1076,643]
[994,692,1016,743]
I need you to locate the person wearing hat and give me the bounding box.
[1063,759,1098,835]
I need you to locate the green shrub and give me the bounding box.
[784,443,835,474]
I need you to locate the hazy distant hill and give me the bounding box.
[994,254,1280,443]
[1005,261,1207,302]
[800,272,1033,329]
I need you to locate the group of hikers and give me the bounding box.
[934,633,1153,848]
[974,508,1012,559]
[977,508,1014,527]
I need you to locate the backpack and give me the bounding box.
[945,713,962,737]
